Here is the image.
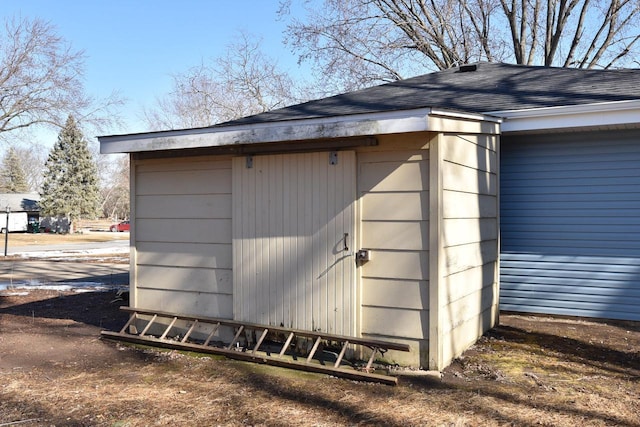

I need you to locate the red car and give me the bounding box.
[110,220,130,232]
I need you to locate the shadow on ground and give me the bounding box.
[0,291,129,331]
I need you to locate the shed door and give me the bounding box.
[500,131,640,321]
[232,151,356,335]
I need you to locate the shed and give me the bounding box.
[100,62,640,370]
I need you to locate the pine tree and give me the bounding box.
[0,147,30,193]
[40,115,100,231]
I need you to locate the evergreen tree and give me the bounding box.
[0,147,29,193]
[40,115,100,230]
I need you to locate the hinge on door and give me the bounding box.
[246,155,253,169]
[329,151,338,165]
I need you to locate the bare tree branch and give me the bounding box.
[143,32,307,130]
[281,0,640,90]
[0,16,124,142]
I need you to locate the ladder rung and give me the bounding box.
[226,326,244,350]
[139,314,158,337]
[203,322,220,346]
[279,332,295,357]
[334,340,349,368]
[365,347,379,372]
[306,336,322,363]
[119,312,138,334]
[252,329,269,355]
[160,317,178,340]
[181,319,199,343]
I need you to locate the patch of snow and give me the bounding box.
[12,246,129,259]
[0,280,128,294]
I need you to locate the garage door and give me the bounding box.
[500,130,640,321]
[232,151,357,335]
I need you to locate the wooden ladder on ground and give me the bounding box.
[101,307,410,385]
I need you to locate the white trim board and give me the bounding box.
[99,108,500,154]
[489,99,640,133]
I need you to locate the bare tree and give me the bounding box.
[0,16,123,143]
[99,154,129,220]
[281,0,640,91]
[10,144,47,192]
[143,32,306,130]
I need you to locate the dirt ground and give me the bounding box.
[0,289,638,426]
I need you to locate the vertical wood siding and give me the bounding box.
[501,131,640,321]
[232,152,356,335]
[439,133,499,365]
[133,157,233,318]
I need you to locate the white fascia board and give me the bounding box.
[100,108,434,154]
[430,108,502,123]
[99,107,501,154]
[488,99,640,133]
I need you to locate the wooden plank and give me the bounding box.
[136,218,231,244]
[136,168,231,196]
[441,135,497,173]
[361,192,428,221]
[359,160,428,193]
[361,221,428,251]
[135,288,233,319]
[361,278,428,310]
[443,218,498,247]
[136,266,232,294]
[136,194,232,219]
[361,306,428,340]
[360,250,428,281]
[442,162,496,195]
[137,242,232,270]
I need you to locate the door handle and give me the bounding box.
[343,233,349,252]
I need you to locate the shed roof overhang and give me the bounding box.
[489,99,640,134]
[99,108,501,154]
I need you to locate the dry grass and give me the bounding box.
[6,231,128,247]
[1,290,638,427]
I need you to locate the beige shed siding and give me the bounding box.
[439,133,499,366]
[133,156,233,318]
[357,134,432,365]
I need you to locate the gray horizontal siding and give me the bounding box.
[500,130,640,321]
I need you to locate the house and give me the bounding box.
[99,62,640,370]
[0,193,40,232]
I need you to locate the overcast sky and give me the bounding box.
[3,0,306,145]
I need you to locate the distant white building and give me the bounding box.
[0,193,40,233]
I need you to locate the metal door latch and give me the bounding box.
[356,249,370,262]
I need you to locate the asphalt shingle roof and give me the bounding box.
[220,62,640,127]
[0,193,40,212]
